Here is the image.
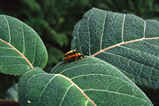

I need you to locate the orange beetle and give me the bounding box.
[64,50,77,57]
[61,50,86,67]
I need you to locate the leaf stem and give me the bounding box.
[0,99,20,106]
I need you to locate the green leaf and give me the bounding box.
[71,8,159,89]
[5,83,18,102]
[19,67,93,106]
[0,15,48,75]
[19,57,152,105]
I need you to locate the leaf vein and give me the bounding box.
[60,84,73,106]
[31,34,37,65]
[3,15,11,43]
[143,20,146,38]
[121,14,126,42]
[0,56,23,58]
[21,22,25,54]
[103,51,158,72]
[83,89,149,104]
[38,75,57,102]
[91,37,159,57]
[77,21,82,53]
[60,63,102,74]
[0,47,13,49]
[88,9,95,55]
[0,64,30,67]
[0,39,34,68]
[71,74,130,84]
[100,11,107,50]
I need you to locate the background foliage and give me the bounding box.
[0,0,159,105]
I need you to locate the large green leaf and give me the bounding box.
[19,57,152,105]
[71,8,159,89]
[0,15,48,75]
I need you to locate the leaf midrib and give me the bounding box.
[55,74,97,106]
[91,37,159,57]
[0,38,34,68]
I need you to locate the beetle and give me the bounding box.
[61,50,86,67]
[64,50,77,57]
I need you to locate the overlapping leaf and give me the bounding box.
[71,8,159,88]
[19,57,152,106]
[5,83,18,102]
[0,15,48,75]
[19,67,94,106]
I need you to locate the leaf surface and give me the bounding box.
[5,83,18,102]
[19,58,153,105]
[19,67,94,106]
[52,57,151,105]
[0,15,48,75]
[71,8,159,88]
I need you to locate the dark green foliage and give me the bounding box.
[0,0,159,70]
[0,0,159,105]
[72,8,159,89]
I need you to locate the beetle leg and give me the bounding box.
[61,64,65,68]
[61,59,68,68]
[75,56,77,63]
[65,59,68,64]
[81,57,85,61]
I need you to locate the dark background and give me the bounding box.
[0,0,159,105]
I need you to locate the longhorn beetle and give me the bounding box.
[61,50,86,67]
